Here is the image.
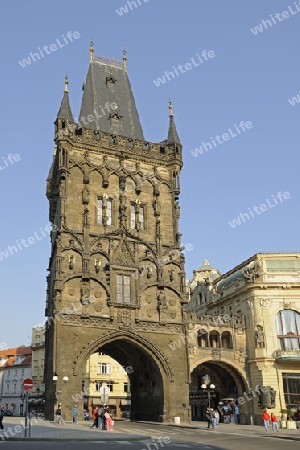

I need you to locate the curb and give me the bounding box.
[0,434,152,442]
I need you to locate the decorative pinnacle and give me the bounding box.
[168,98,173,117]
[122,45,127,70]
[64,72,69,93]
[90,38,94,62]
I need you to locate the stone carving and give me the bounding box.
[82,186,89,204]
[102,167,109,188]
[117,309,131,326]
[153,198,160,216]
[157,291,167,307]
[255,325,265,348]
[257,386,276,408]
[242,260,262,283]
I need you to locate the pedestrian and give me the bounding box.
[91,406,98,428]
[262,408,270,431]
[55,404,63,424]
[206,407,212,428]
[234,404,240,424]
[214,410,219,425]
[270,413,279,432]
[97,405,105,430]
[104,409,113,431]
[0,405,5,430]
[211,409,217,429]
[72,404,79,424]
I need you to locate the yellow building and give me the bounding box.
[80,352,131,417]
[187,253,300,424]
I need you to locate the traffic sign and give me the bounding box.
[23,378,34,391]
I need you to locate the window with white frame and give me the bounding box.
[97,197,112,225]
[130,203,145,230]
[117,275,131,303]
[276,310,300,350]
[106,382,113,392]
[97,363,110,374]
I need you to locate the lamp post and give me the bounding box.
[52,373,69,420]
[20,393,25,416]
[201,382,215,409]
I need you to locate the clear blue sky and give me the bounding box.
[1,0,299,348]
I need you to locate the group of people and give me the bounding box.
[91,404,114,431]
[55,403,113,431]
[206,407,219,429]
[261,409,279,432]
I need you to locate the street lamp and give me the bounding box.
[201,382,215,408]
[52,373,69,410]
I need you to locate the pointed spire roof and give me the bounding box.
[57,73,74,122]
[167,99,181,145]
[78,44,144,140]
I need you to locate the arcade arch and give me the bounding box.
[189,360,249,422]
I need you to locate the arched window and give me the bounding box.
[197,329,209,347]
[209,331,220,348]
[221,331,232,349]
[276,310,300,350]
[199,293,206,304]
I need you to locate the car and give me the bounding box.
[4,410,14,416]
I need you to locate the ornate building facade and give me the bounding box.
[44,45,190,421]
[187,253,300,424]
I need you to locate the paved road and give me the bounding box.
[0,418,299,450]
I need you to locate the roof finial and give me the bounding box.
[64,72,69,93]
[168,98,173,117]
[122,45,127,71]
[90,38,94,62]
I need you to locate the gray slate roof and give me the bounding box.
[78,61,144,140]
[167,116,181,144]
[57,92,74,122]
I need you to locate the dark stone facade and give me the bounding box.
[44,57,189,422]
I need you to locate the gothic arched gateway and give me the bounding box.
[44,46,189,422]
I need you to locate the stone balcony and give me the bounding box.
[274,348,300,361]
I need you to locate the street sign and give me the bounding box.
[23,378,34,391]
[99,386,110,394]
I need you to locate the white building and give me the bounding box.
[0,346,32,415]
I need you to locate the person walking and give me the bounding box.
[271,413,279,432]
[211,409,217,429]
[206,407,212,428]
[0,405,5,430]
[72,404,79,424]
[97,405,105,430]
[91,406,98,428]
[104,409,113,431]
[262,408,270,431]
[55,404,64,424]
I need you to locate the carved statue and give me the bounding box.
[102,167,109,188]
[153,198,160,216]
[174,200,180,218]
[157,291,167,307]
[83,163,89,184]
[82,186,89,204]
[255,326,265,348]
[270,388,276,407]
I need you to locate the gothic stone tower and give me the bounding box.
[44,46,189,422]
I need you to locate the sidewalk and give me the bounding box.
[0,417,150,441]
[166,419,300,441]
